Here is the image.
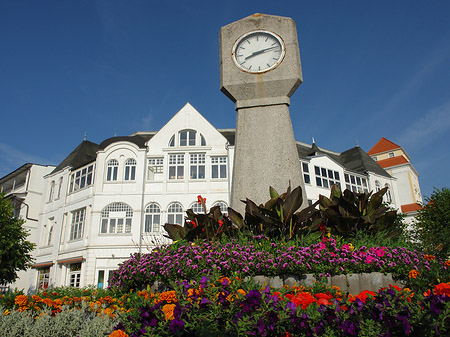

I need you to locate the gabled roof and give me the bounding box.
[367,137,401,155]
[51,140,99,174]
[376,156,409,168]
[401,203,423,213]
[99,135,151,150]
[339,146,391,178]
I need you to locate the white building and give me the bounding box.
[1,103,421,292]
[0,163,55,291]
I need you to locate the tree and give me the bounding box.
[0,194,35,285]
[415,187,450,259]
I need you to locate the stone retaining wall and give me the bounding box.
[150,273,405,294]
[248,273,405,294]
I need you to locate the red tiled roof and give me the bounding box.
[401,203,423,213]
[376,156,408,168]
[368,137,401,155]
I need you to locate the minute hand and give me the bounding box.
[245,46,279,60]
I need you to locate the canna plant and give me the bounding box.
[164,186,319,242]
[317,184,400,239]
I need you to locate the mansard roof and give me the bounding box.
[99,134,152,150]
[51,140,99,174]
[367,137,401,155]
[340,146,391,178]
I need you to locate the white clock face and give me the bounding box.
[232,30,285,73]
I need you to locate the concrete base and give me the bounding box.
[230,104,307,213]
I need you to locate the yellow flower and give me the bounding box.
[3,309,10,316]
[348,243,354,251]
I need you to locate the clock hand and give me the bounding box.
[245,46,280,60]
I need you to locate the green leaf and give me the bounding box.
[282,185,303,224]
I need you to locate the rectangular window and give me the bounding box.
[302,162,310,184]
[69,263,82,288]
[70,208,85,241]
[344,173,368,193]
[190,153,206,179]
[211,156,227,179]
[37,267,50,290]
[69,164,94,192]
[314,165,340,189]
[148,158,163,180]
[169,154,184,180]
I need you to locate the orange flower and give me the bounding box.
[155,290,177,304]
[444,260,450,266]
[161,304,176,320]
[408,270,420,279]
[424,255,436,261]
[108,330,129,337]
[31,295,42,302]
[236,289,246,297]
[15,295,29,307]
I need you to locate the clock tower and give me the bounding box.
[220,13,307,212]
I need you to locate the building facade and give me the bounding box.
[1,103,422,292]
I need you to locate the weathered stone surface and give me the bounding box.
[346,274,361,295]
[331,274,348,293]
[253,275,269,287]
[269,275,284,288]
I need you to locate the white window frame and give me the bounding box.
[314,165,340,189]
[189,202,204,214]
[100,203,133,234]
[148,158,163,181]
[167,202,184,225]
[145,203,161,233]
[48,181,55,202]
[69,263,82,288]
[106,159,119,182]
[169,154,184,180]
[37,267,50,290]
[70,208,85,241]
[179,130,196,146]
[211,156,227,179]
[302,162,310,184]
[69,164,95,192]
[190,153,206,180]
[212,201,228,215]
[344,173,368,193]
[124,158,136,181]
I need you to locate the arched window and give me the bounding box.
[200,134,206,146]
[167,202,184,225]
[48,181,55,202]
[106,159,119,181]
[57,177,63,199]
[124,158,136,181]
[47,225,53,246]
[100,202,133,234]
[385,183,392,203]
[169,135,175,147]
[179,130,196,146]
[375,180,381,192]
[213,201,228,215]
[145,203,161,233]
[189,202,204,214]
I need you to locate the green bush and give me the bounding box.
[0,304,118,337]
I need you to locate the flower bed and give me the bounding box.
[108,276,450,336]
[108,237,445,293]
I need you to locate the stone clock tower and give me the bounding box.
[220,13,307,212]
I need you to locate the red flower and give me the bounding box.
[434,283,450,297]
[197,195,206,204]
[218,220,223,227]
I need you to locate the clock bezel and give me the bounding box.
[232,30,286,74]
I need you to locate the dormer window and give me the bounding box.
[169,135,175,147]
[388,152,394,158]
[179,130,196,146]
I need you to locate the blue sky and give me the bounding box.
[1,0,449,199]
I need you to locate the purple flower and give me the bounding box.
[169,319,185,334]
